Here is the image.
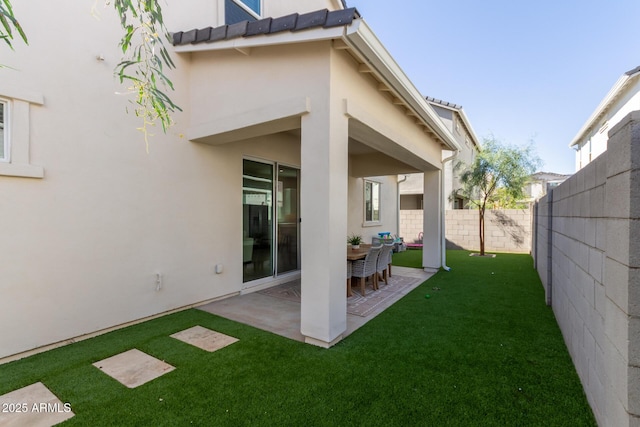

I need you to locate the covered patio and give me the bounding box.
[198,266,434,342]
[175,8,459,348]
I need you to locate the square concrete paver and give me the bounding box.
[170,326,238,352]
[0,382,74,427]
[92,349,175,389]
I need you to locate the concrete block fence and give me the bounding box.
[445,209,531,253]
[399,209,532,253]
[532,111,640,426]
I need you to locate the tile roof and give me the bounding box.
[172,8,360,46]
[624,65,640,76]
[425,96,462,110]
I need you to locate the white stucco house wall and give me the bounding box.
[570,65,640,171]
[0,0,461,359]
[399,97,480,243]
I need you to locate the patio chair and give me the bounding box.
[351,245,382,296]
[347,261,353,297]
[376,243,395,286]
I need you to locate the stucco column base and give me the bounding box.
[304,334,344,349]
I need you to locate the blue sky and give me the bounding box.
[350,0,640,174]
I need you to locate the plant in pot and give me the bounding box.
[347,234,363,250]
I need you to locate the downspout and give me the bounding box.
[441,150,459,272]
[397,174,408,239]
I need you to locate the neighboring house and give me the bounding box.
[399,97,480,242]
[570,65,640,171]
[524,171,571,201]
[0,0,460,358]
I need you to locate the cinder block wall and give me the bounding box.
[399,210,424,243]
[533,111,640,426]
[399,209,532,253]
[446,209,532,253]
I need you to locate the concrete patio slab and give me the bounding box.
[92,349,174,388]
[170,326,238,352]
[198,266,433,343]
[0,382,74,427]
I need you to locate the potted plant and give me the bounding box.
[347,234,363,250]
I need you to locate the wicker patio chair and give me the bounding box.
[376,243,395,287]
[347,260,353,297]
[351,245,382,296]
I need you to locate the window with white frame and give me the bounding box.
[225,0,261,24]
[0,87,44,178]
[364,180,381,224]
[0,100,6,161]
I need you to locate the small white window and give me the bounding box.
[0,87,44,178]
[364,180,381,224]
[0,100,6,162]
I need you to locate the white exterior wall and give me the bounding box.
[1,1,448,356]
[574,78,640,171]
[347,175,398,243]
[1,1,210,358]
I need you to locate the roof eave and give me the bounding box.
[569,69,640,147]
[173,18,460,153]
[456,108,481,151]
[342,21,460,152]
[173,25,347,54]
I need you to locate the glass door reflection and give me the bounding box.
[242,159,273,282]
[277,166,299,275]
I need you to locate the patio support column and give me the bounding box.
[299,104,349,347]
[423,169,442,270]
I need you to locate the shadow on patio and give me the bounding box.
[198,266,434,342]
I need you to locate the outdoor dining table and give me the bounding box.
[346,244,371,261]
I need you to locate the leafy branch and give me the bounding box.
[111,0,182,151]
[1,0,182,150]
[0,0,27,50]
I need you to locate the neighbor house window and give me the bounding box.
[0,100,6,162]
[364,180,381,224]
[225,0,261,24]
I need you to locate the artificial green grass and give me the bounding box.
[0,251,596,426]
[391,248,424,268]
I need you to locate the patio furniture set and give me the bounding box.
[346,243,395,297]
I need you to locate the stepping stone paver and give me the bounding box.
[170,325,238,352]
[0,382,74,427]
[92,348,174,388]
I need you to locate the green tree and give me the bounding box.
[1,0,180,150]
[455,137,541,255]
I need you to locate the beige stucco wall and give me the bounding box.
[0,1,446,357]
[347,175,399,243]
[574,77,640,171]
[0,1,304,358]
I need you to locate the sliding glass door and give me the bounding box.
[243,159,299,283]
[276,166,299,275]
